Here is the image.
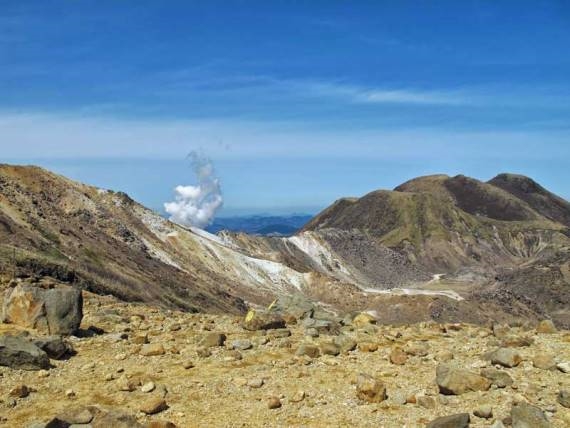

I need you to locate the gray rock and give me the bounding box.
[480,368,513,388]
[231,339,252,351]
[511,402,552,428]
[0,335,50,370]
[426,413,470,428]
[2,285,83,335]
[33,336,74,360]
[333,335,357,353]
[490,348,522,368]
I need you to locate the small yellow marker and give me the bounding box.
[245,310,255,322]
[267,299,277,311]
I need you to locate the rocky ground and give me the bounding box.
[1,288,570,427]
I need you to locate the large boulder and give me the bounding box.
[242,310,286,331]
[436,364,491,395]
[2,285,83,335]
[0,335,50,370]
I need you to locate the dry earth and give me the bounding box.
[1,290,570,427]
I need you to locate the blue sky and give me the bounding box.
[1,1,570,215]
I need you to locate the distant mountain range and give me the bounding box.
[1,164,568,326]
[206,214,313,236]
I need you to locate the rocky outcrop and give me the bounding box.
[2,284,83,335]
[0,335,50,370]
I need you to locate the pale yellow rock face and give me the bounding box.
[2,287,49,333]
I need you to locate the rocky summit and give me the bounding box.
[0,165,569,426]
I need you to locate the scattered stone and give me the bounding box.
[267,396,282,409]
[117,374,139,392]
[502,335,534,348]
[268,328,291,339]
[480,368,513,388]
[426,413,470,428]
[533,353,556,370]
[296,343,320,358]
[558,389,570,408]
[351,313,377,328]
[65,389,76,398]
[404,341,429,357]
[140,396,168,415]
[182,360,195,369]
[389,347,408,365]
[436,351,454,362]
[53,406,94,425]
[357,342,378,352]
[473,405,493,419]
[355,373,387,403]
[334,335,357,353]
[247,378,264,388]
[0,335,50,370]
[140,343,165,356]
[1,284,83,335]
[200,332,226,347]
[490,348,522,368]
[196,347,212,358]
[92,409,143,427]
[436,364,491,395]
[242,310,286,331]
[319,342,340,356]
[290,390,305,403]
[417,395,436,409]
[536,320,557,334]
[556,362,570,373]
[231,339,252,350]
[141,381,156,393]
[9,384,30,398]
[32,336,74,359]
[511,402,552,428]
[131,333,149,344]
[305,328,319,338]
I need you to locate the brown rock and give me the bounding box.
[533,353,556,370]
[242,310,286,331]
[140,396,168,415]
[417,395,436,409]
[267,396,282,409]
[355,373,387,403]
[436,364,491,395]
[199,332,226,347]
[389,347,408,365]
[558,389,570,408]
[140,343,165,357]
[357,342,378,352]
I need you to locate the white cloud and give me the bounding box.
[0,110,568,162]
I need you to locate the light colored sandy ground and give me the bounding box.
[1,292,570,427]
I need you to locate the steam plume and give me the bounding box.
[164,151,223,229]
